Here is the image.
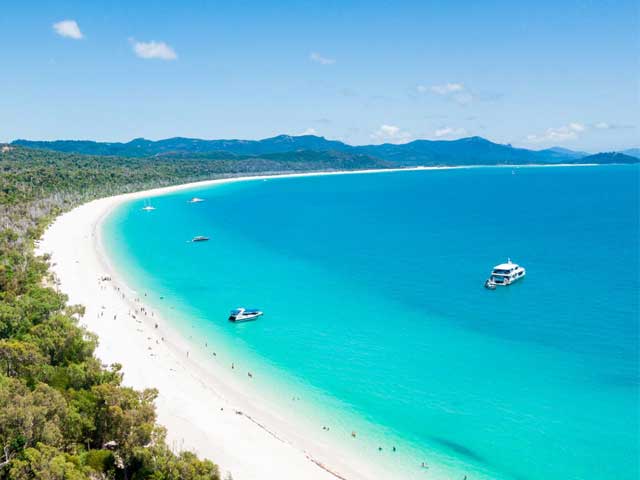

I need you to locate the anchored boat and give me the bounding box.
[228,307,263,322]
[142,199,156,211]
[485,259,526,288]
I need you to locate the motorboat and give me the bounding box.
[192,236,210,242]
[228,307,263,322]
[189,197,205,203]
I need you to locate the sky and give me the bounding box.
[1,0,638,151]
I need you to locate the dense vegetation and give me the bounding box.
[0,145,388,479]
[578,152,640,164]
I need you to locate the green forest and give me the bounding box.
[0,145,385,479]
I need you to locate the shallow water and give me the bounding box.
[104,166,639,480]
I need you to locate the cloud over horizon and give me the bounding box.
[592,122,634,131]
[526,122,585,143]
[434,126,468,138]
[133,40,177,60]
[53,20,83,40]
[526,121,636,146]
[370,124,411,144]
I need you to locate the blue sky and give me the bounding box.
[1,0,637,151]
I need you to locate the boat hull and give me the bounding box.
[493,271,526,286]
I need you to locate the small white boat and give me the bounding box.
[191,236,209,242]
[486,258,526,287]
[189,197,205,203]
[228,307,263,322]
[142,205,156,211]
[484,279,497,290]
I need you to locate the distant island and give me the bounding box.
[11,135,639,167]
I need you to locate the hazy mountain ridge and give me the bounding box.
[621,148,640,159]
[11,135,639,166]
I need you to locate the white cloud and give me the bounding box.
[298,128,318,136]
[451,92,473,105]
[53,20,83,40]
[370,124,412,144]
[527,121,633,144]
[434,127,467,138]
[417,82,474,105]
[133,41,177,60]
[429,83,464,95]
[309,52,335,65]
[526,123,586,144]
[592,121,634,131]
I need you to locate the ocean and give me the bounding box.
[103,165,639,480]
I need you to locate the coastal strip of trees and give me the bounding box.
[0,146,390,480]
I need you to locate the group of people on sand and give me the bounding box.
[97,276,469,477]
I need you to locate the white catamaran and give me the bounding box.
[485,259,526,288]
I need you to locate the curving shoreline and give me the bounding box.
[37,164,602,480]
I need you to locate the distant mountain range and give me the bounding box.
[11,135,639,167]
[621,148,640,158]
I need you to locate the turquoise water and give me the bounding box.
[103,166,639,480]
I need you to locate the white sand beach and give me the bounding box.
[37,168,437,480]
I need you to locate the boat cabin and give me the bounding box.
[488,259,526,286]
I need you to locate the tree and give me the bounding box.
[0,377,68,467]
[8,443,87,480]
[0,340,45,378]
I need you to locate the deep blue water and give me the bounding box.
[104,166,639,480]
